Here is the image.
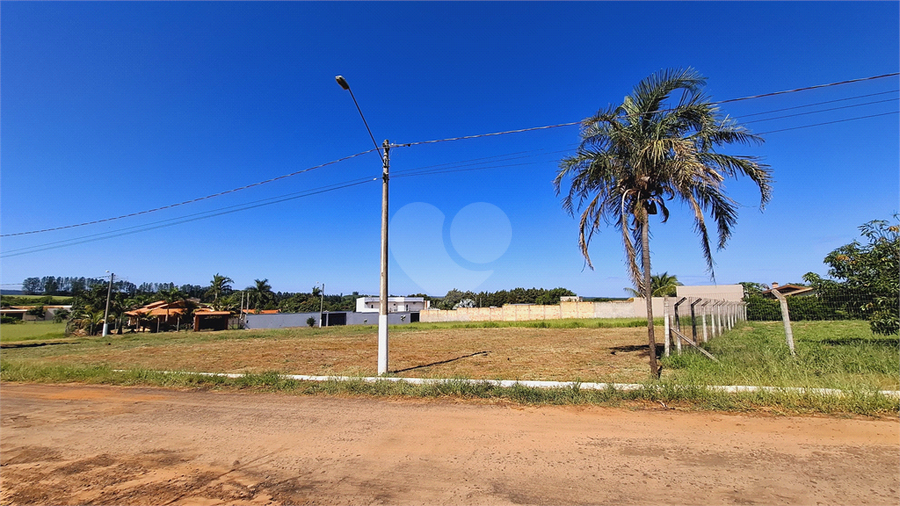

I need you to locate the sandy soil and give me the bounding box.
[1,383,897,506]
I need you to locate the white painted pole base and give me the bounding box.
[102,323,109,337]
[377,314,389,375]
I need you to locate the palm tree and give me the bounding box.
[555,68,772,376]
[246,278,274,311]
[207,273,234,306]
[159,286,184,331]
[624,272,683,298]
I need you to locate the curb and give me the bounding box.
[149,371,900,398]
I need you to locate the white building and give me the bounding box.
[356,296,429,313]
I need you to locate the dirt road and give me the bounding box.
[1,383,897,505]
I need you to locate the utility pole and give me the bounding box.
[102,272,114,337]
[378,139,390,375]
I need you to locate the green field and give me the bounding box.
[1,294,74,305]
[662,320,898,391]
[0,321,68,343]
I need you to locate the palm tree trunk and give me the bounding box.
[641,210,658,377]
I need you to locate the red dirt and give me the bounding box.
[1,383,897,505]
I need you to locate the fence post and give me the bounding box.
[771,289,796,357]
[664,297,671,357]
[716,301,723,336]
[690,298,702,343]
[673,297,686,354]
[701,300,709,343]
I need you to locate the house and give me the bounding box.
[241,309,280,315]
[125,300,232,332]
[0,308,27,320]
[356,296,429,313]
[761,282,816,298]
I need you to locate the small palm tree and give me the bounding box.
[159,286,184,331]
[555,68,773,376]
[624,272,683,297]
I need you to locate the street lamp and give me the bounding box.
[336,75,391,375]
[102,271,114,337]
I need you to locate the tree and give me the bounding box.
[739,281,769,298]
[42,276,59,296]
[67,283,113,335]
[555,68,773,376]
[805,217,899,335]
[22,277,42,295]
[246,279,274,310]
[624,272,683,297]
[207,274,234,304]
[159,286,184,331]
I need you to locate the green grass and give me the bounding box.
[662,320,899,391]
[1,362,896,416]
[0,321,68,343]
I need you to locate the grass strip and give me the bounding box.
[2,361,896,417]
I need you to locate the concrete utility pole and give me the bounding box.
[102,271,114,337]
[336,75,391,375]
[378,140,390,375]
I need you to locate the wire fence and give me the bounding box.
[744,291,876,322]
[662,297,746,361]
[661,288,893,360]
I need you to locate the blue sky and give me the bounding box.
[1,1,898,298]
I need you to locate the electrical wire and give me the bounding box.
[735,89,898,118]
[3,73,897,240]
[0,148,380,238]
[742,98,898,124]
[394,72,899,147]
[754,111,899,135]
[1,178,377,258]
[714,72,899,105]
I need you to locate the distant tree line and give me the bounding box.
[434,287,576,310]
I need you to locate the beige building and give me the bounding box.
[676,284,744,301]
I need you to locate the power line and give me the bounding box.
[4,73,897,240]
[1,148,380,238]
[394,72,899,147]
[754,111,899,135]
[2,178,377,258]
[742,98,898,124]
[714,72,899,105]
[736,89,898,118]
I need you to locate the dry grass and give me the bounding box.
[13,325,662,383]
